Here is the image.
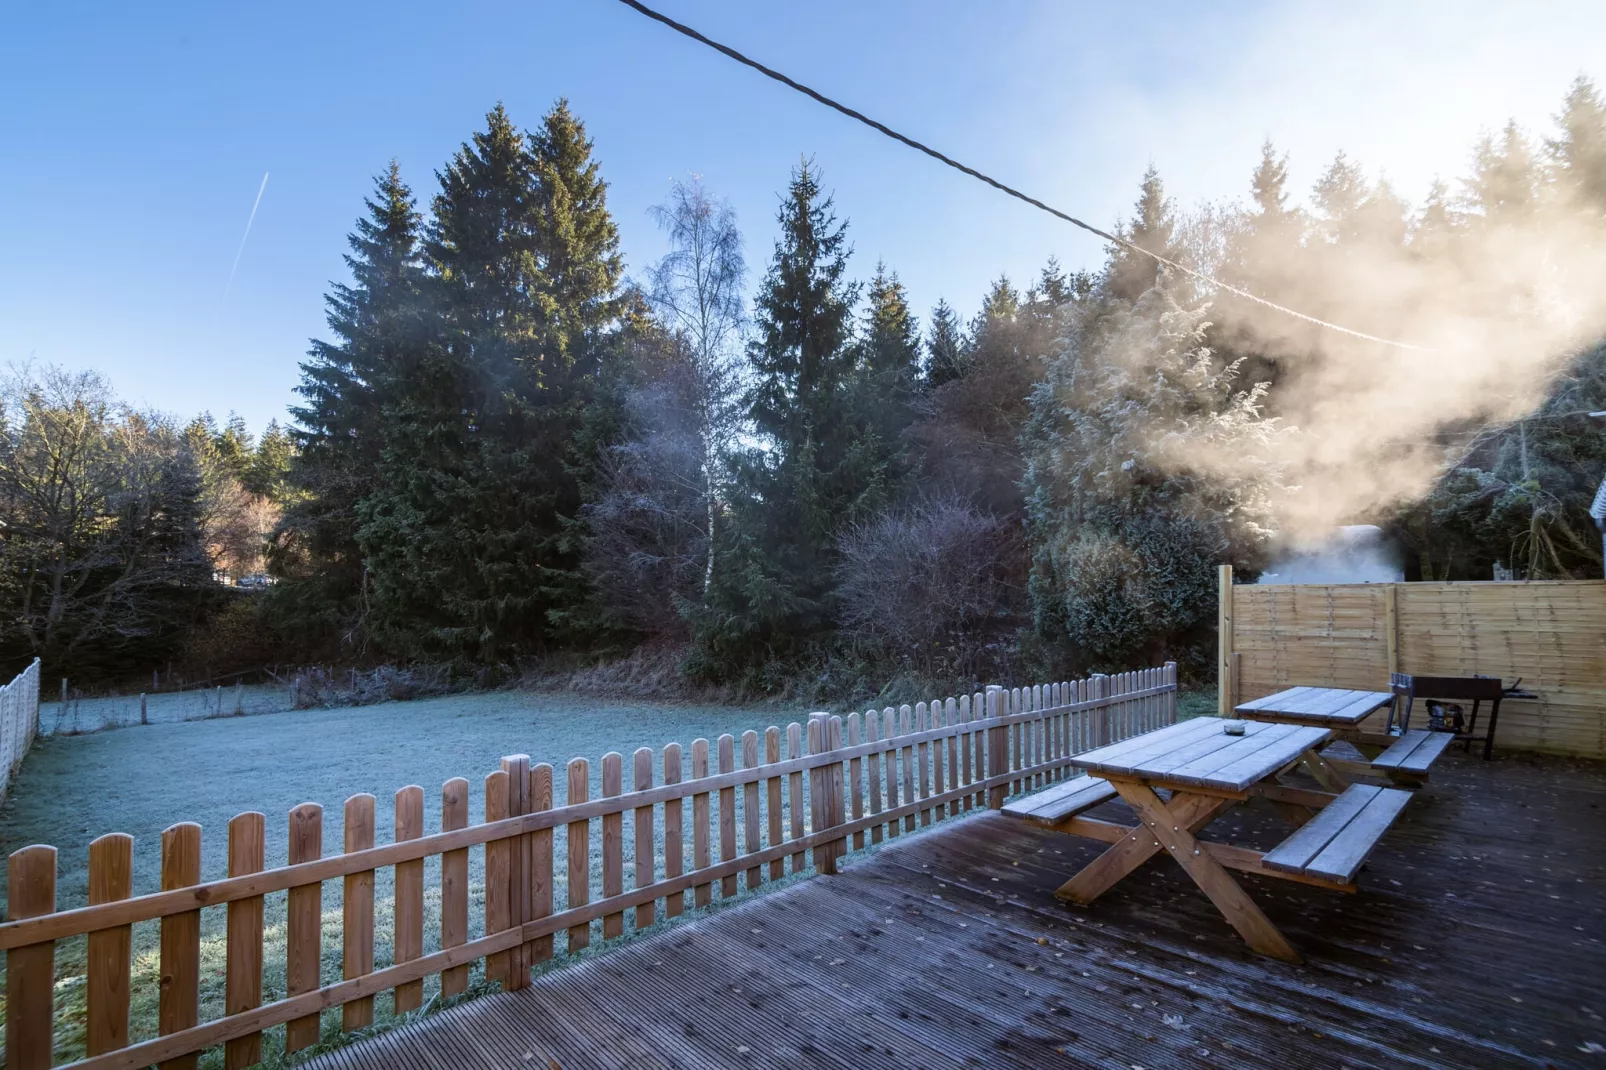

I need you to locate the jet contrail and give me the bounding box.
[222,171,270,304]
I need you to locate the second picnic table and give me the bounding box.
[1006,715,1413,963]
[1234,685,1393,729]
[1235,685,1456,785]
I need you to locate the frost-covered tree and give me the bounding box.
[1024,288,1284,670]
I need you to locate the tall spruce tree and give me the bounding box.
[910,273,1039,516]
[1106,167,1179,302]
[1465,121,1541,223]
[1310,152,1371,247]
[1549,76,1606,215]
[356,102,622,662]
[276,162,425,650]
[1232,142,1302,279]
[849,263,921,485]
[924,299,968,386]
[1216,142,1305,396]
[530,100,627,637]
[857,264,920,388]
[246,420,293,500]
[530,100,625,374]
[691,162,869,673]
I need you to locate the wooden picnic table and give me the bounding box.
[1234,685,1393,729]
[1040,716,1402,964]
[1232,685,1457,788]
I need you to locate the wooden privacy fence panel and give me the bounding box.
[1222,569,1606,757]
[0,665,1175,1070]
[0,660,42,805]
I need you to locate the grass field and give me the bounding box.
[0,689,789,1066]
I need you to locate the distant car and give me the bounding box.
[236,573,275,589]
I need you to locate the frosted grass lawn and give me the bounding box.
[1176,688,1218,720]
[0,689,800,1066]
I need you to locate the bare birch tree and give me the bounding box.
[645,176,747,594]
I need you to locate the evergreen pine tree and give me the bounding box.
[912,272,1040,516]
[745,162,858,452]
[1306,153,1410,338]
[1464,121,1541,223]
[276,161,424,649]
[1311,152,1371,246]
[963,275,1024,383]
[857,263,920,387]
[692,162,867,673]
[529,100,628,638]
[530,99,625,375]
[975,275,1020,327]
[1410,179,1457,258]
[213,414,255,482]
[1020,259,1083,364]
[1548,76,1606,215]
[845,262,920,504]
[1212,143,1307,396]
[1106,166,1179,302]
[245,419,292,500]
[356,102,624,662]
[923,299,968,387]
[358,103,553,661]
[1231,141,1302,277]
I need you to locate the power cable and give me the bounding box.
[613,0,1434,352]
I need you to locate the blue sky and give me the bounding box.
[3,0,1603,433]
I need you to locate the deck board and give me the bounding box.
[304,751,1606,1069]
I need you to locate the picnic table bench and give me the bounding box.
[1235,685,1454,786]
[1004,717,1412,963]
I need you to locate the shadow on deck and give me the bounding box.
[306,751,1606,1069]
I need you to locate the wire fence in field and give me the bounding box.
[0,657,42,801]
[39,681,295,736]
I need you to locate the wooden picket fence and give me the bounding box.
[0,665,1176,1070]
[0,660,41,806]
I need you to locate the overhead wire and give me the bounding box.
[612,0,1435,353]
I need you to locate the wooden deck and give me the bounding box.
[306,750,1606,1069]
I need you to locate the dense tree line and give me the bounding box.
[7,79,1603,691]
[0,367,292,679]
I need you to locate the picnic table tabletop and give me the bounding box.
[1234,686,1393,727]
[1076,716,1331,794]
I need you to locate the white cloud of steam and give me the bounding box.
[1187,143,1606,544]
[1258,525,1403,585]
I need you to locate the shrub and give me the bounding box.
[834,496,1025,676]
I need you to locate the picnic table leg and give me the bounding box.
[1110,782,1302,965]
[1294,749,1348,793]
[1262,799,1314,828]
[1055,792,1231,905]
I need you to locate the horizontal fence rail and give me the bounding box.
[0,660,41,805]
[0,664,1175,1070]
